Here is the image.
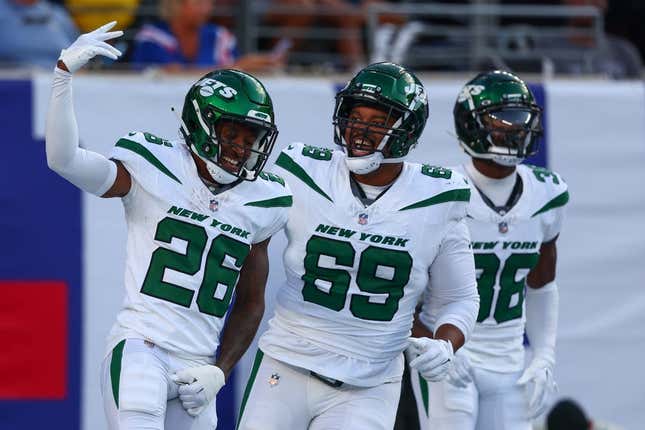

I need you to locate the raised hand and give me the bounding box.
[58,21,123,73]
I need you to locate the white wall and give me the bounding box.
[33,74,645,429]
[547,81,645,426]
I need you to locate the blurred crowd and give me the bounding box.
[0,0,642,78]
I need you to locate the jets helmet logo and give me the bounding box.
[457,84,485,103]
[196,78,238,99]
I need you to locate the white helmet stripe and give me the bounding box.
[191,99,211,138]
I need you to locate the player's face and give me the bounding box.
[344,105,398,157]
[215,120,258,174]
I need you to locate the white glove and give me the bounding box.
[517,357,556,419]
[446,349,472,388]
[59,21,123,73]
[171,365,225,417]
[406,337,454,382]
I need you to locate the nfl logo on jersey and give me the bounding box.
[209,199,219,212]
[358,213,368,225]
[269,373,280,387]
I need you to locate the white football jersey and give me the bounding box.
[452,163,568,373]
[105,132,291,361]
[259,142,477,387]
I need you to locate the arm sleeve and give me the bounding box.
[419,219,479,341]
[45,67,117,196]
[524,281,558,365]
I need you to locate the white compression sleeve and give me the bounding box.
[419,220,480,342]
[525,281,559,365]
[45,67,117,196]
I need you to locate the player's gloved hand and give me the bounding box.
[446,349,472,388]
[59,21,123,73]
[406,337,454,382]
[171,365,225,417]
[517,357,556,419]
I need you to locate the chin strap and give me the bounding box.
[345,151,383,174]
[343,128,408,174]
[203,157,239,185]
[490,154,524,167]
[458,139,525,167]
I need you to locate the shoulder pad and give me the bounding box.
[522,165,569,217]
[112,131,183,186]
[279,142,334,163]
[525,164,566,187]
[274,142,336,202]
[257,171,287,187]
[418,164,471,193]
[119,131,174,149]
[420,164,455,180]
[238,171,292,209]
[399,164,470,215]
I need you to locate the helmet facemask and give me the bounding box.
[184,100,278,184]
[466,104,542,166]
[333,96,419,174]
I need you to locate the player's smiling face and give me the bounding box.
[344,105,398,157]
[215,120,258,174]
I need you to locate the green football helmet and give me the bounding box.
[181,69,278,184]
[333,62,429,174]
[454,70,542,166]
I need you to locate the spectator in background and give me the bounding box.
[131,0,285,73]
[552,0,642,79]
[0,0,79,68]
[523,0,643,79]
[263,0,364,71]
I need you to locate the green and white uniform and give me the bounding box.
[422,163,567,373]
[238,142,479,430]
[413,163,568,430]
[106,131,290,358]
[101,132,290,429]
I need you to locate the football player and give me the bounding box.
[45,22,291,429]
[236,62,479,430]
[410,70,567,430]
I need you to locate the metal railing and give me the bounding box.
[58,1,637,76]
[363,3,606,73]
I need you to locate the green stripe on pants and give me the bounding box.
[419,372,429,417]
[236,349,264,429]
[110,340,126,408]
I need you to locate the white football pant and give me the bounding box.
[410,367,531,430]
[101,338,218,430]
[237,351,401,430]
